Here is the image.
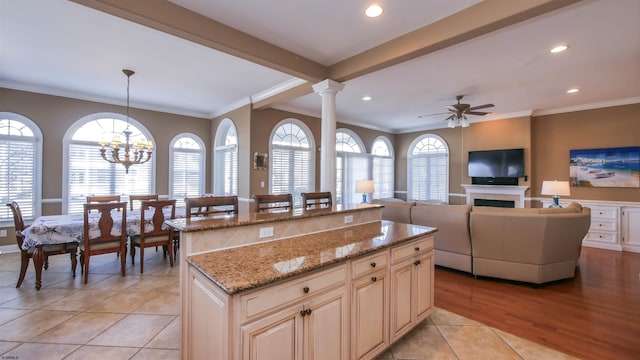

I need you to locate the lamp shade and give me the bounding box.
[355,179,374,193]
[541,180,571,196]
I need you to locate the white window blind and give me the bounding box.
[336,129,368,205]
[214,121,238,196]
[371,137,394,199]
[408,135,448,203]
[170,135,205,207]
[67,117,153,214]
[270,121,314,206]
[0,117,38,221]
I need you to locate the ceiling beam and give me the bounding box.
[328,0,583,82]
[69,0,328,83]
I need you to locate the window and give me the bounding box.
[408,134,449,203]
[214,119,238,196]
[371,136,394,199]
[64,113,154,214]
[336,129,369,205]
[170,133,205,207]
[270,119,315,206]
[0,113,42,222]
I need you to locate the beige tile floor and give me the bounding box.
[0,250,577,360]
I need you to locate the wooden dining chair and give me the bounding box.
[86,195,121,203]
[80,201,127,284]
[301,191,333,209]
[185,195,238,217]
[6,201,78,289]
[129,194,159,211]
[254,194,293,212]
[129,199,176,273]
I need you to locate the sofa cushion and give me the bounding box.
[411,203,472,256]
[372,199,415,224]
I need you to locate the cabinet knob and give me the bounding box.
[302,286,310,294]
[414,260,421,266]
[414,247,420,252]
[370,262,376,268]
[300,309,307,317]
[305,308,312,316]
[371,276,377,282]
[599,224,603,226]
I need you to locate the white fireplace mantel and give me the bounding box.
[461,184,529,208]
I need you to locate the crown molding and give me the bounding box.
[250,78,308,104]
[532,97,640,116]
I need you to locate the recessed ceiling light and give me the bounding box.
[567,88,580,93]
[365,4,383,18]
[550,44,569,53]
[362,96,372,101]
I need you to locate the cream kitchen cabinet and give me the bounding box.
[622,206,640,253]
[390,237,434,342]
[351,251,389,360]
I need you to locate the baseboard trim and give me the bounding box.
[0,244,19,253]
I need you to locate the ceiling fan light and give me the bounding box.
[461,119,470,127]
[448,119,456,128]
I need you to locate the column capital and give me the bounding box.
[312,79,345,95]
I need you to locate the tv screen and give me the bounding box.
[468,148,524,178]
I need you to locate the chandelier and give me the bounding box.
[99,69,153,174]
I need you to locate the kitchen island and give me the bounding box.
[170,203,436,360]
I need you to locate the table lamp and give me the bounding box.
[541,180,571,208]
[355,180,374,204]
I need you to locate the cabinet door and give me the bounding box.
[304,286,348,360]
[390,260,413,342]
[414,251,434,323]
[241,307,302,360]
[622,207,640,248]
[351,269,388,360]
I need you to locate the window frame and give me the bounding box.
[213,118,238,196]
[407,134,449,203]
[336,129,369,205]
[169,133,206,207]
[0,112,43,224]
[269,118,315,206]
[62,112,156,214]
[371,135,395,200]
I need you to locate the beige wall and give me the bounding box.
[531,103,640,202]
[0,88,212,246]
[2,86,638,246]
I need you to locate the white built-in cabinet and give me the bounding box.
[185,235,434,360]
[541,200,640,253]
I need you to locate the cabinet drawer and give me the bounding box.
[391,236,433,264]
[590,220,617,232]
[352,250,388,278]
[586,231,617,244]
[590,207,618,220]
[240,264,347,322]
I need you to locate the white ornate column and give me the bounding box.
[312,79,345,200]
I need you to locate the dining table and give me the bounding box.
[21,207,186,289]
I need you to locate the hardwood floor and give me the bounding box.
[434,247,640,360]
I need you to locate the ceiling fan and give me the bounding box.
[419,95,494,127]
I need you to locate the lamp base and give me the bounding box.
[361,194,367,204]
[547,196,563,208]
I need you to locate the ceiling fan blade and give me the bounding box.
[467,111,490,116]
[468,103,494,111]
[418,112,449,118]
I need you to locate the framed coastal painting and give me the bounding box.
[569,146,640,188]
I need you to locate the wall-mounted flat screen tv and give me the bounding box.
[468,148,525,178]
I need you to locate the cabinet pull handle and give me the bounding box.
[414,260,421,266]
[414,247,420,252]
[370,262,376,268]
[302,286,310,294]
[371,276,377,282]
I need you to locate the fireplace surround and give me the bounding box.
[462,184,529,208]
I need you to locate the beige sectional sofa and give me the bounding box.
[372,199,591,284]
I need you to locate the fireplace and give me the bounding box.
[474,198,515,208]
[461,184,529,208]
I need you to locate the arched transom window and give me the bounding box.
[371,136,394,200]
[336,129,368,205]
[170,133,205,207]
[214,119,238,196]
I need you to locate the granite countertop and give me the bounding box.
[165,203,382,232]
[187,220,437,295]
